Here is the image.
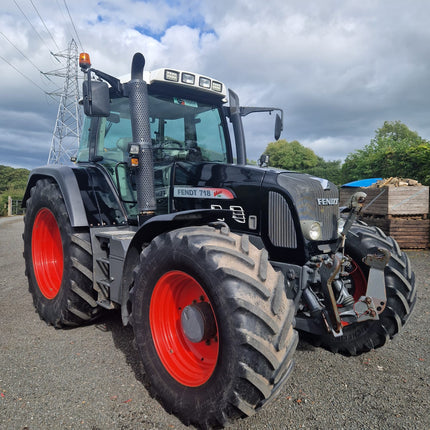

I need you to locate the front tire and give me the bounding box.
[23,179,101,327]
[131,225,297,429]
[313,222,416,355]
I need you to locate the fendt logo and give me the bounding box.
[317,198,339,206]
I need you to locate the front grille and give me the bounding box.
[277,173,339,241]
[268,191,297,248]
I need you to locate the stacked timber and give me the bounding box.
[340,178,429,249]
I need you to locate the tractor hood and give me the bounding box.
[170,162,340,264]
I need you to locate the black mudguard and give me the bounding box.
[132,208,233,247]
[22,166,88,227]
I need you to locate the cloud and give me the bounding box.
[1,0,430,169]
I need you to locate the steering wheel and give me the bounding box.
[162,139,183,149]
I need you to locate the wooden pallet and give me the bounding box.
[340,186,429,216]
[361,215,430,249]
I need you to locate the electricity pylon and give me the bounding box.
[45,39,82,164]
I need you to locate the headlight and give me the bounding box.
[337,217,346,236]
[182,72,195,85]
[301,220,322,241]
[165,69,179,82]
[199,76,211,88]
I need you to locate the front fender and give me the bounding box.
[132,208,233,247]
[23,165,88,227]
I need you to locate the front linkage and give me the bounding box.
[294,192,391,338]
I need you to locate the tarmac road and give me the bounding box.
[0,216,429,430]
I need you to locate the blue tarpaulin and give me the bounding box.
[341,178,382,188]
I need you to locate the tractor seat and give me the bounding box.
[116,137,132,153]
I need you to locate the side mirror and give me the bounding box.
[82,80,110,117]
[274,113,283,141]
[259,154,270,167]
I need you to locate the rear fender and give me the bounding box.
[23,166,88,227]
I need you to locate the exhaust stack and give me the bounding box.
[127,53,156,224]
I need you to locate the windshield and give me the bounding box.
[77,93,229,216]
[91,94,228,164]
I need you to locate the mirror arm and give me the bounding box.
[239,107,284,140]
[90,68,122,95]
[240,106,283,120]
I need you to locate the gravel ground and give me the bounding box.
[0,216,429,430]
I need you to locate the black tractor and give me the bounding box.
[22,52,416,429]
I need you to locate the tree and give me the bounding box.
[342,121,430,185]
[0,165,30,216]
[264,140,319,170]
[306,159,343,185]
[263,140,342,184]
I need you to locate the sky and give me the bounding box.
[1,0,430,170]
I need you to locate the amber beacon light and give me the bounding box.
[79,52,91,70]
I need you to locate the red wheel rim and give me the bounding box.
[149,271,219,387]
[32,208,64,299]
[349,260,367,301]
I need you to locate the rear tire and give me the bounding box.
[310,222,416,355]
[23,179,101,327]
[131,225,297,429]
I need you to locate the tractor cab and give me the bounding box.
[76,67,233,219]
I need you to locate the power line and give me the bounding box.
[14,0,50,52]
[0,30,56,84]
[0,31,40,71]
[0,54,56,101]
[62,0,83,51]
[14,0,61,63]
[54,0,74,48]
[29,0,61,52]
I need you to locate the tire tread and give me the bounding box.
[131,225,297,428]
[23,179,102,328]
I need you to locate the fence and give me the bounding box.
[6,196,24,216]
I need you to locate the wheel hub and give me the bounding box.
[181,302,217,343]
